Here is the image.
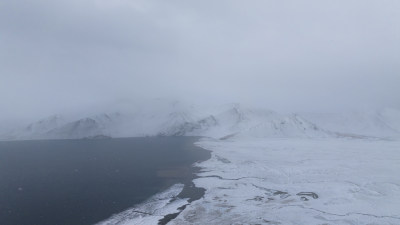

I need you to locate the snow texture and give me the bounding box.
[170,137,400,225]
[95,184,188,225]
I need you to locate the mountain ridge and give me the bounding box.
[1,103,399,141]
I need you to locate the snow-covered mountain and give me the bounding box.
[45,114,116,139]
[163,104,327,139]
[0,101,203,140]
[1,102,399,141]
[301,108,400,138]
[13,115,67,140]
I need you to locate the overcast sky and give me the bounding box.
[1,0,399,121]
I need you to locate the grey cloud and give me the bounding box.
[1,0,399,122]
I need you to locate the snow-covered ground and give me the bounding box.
[95,184,189,225]
[170,137,400,225]
[2,101,400,224]
[94,135,400,224]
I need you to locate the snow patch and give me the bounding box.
[95,184,188,225]
[170,137,400,224]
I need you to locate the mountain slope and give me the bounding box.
[162,104,328,139]
[3,102,398,141]
[301,109,400,138]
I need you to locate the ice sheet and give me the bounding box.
[171,137,400,224]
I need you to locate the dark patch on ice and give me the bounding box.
[219,133,238,140]
[158,206,184,225]
[201,175,265,181]
[273,191,290,199]
[297,192,319,199]
[300,196,309,201]
[246,196,265,201]
[157,180,207,224]
[158,148,211,225]
[263,219,282,224]
[215,154,231,163]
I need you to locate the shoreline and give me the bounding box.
[94,137,212,225]
[0,137,210,225]
[158,172,206,225]
[158,138,212,224]
[169,137,400,224]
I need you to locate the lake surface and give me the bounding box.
[0,137,210,225]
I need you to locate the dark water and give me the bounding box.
[0,137,210,225]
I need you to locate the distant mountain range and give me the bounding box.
[1,101,399,141]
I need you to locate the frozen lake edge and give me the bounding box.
[170,136,400,225]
